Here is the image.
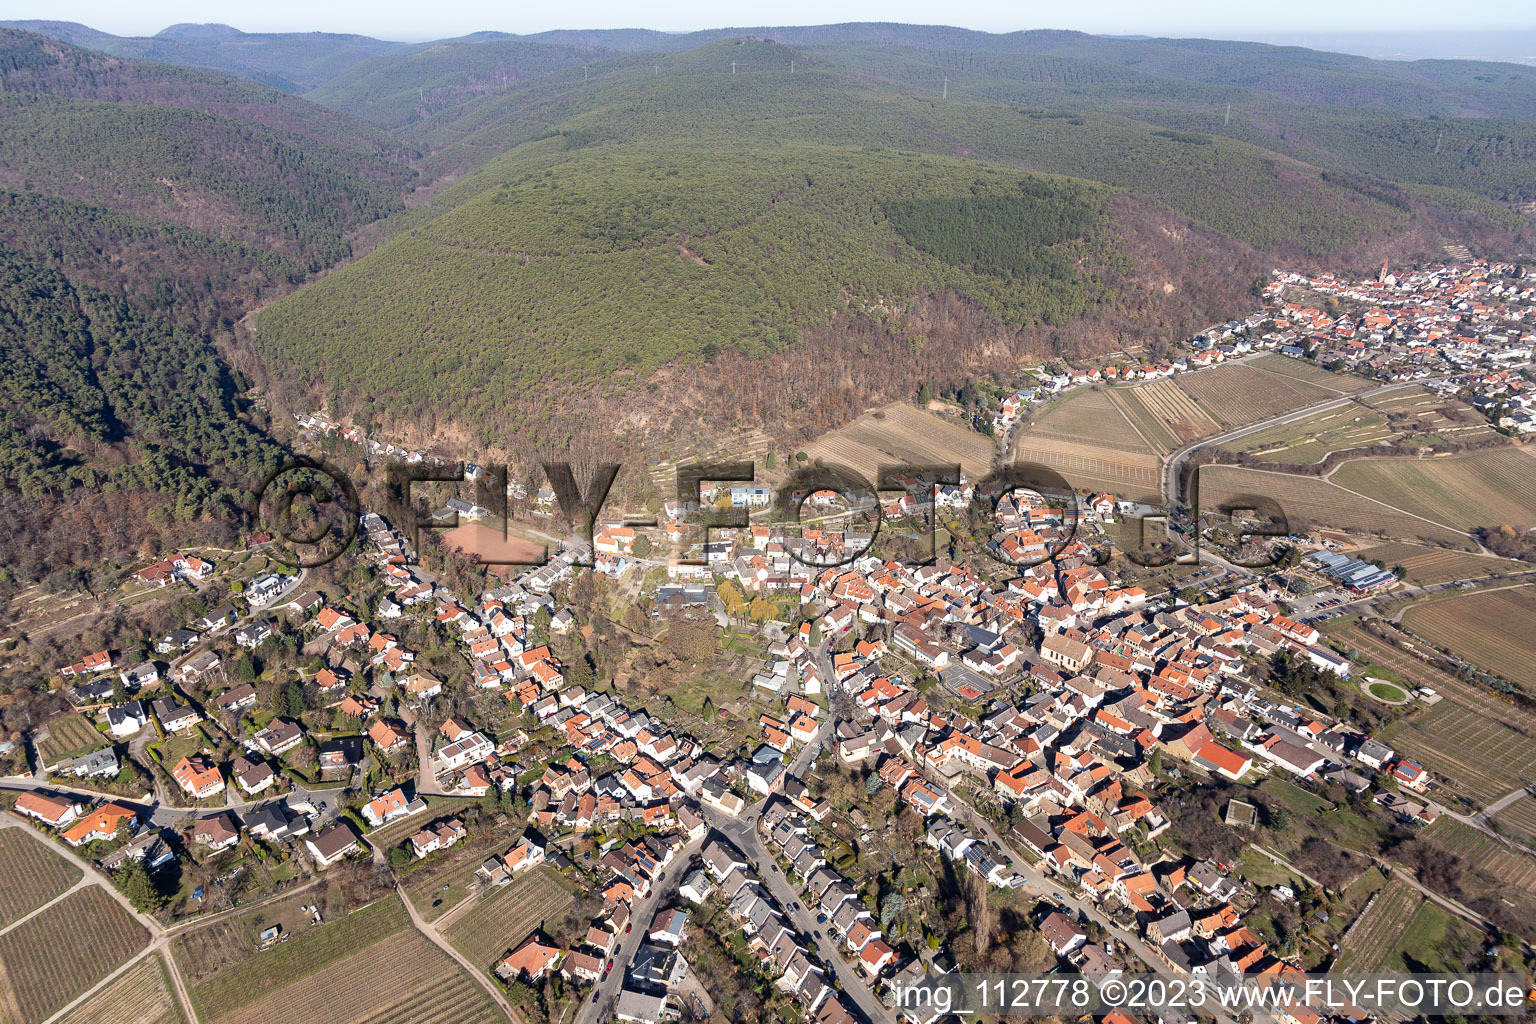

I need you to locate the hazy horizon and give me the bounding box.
[8,2,1536,63]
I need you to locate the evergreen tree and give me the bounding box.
[115,859,165,912]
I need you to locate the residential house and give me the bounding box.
[306,822,362,867]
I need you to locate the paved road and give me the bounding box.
[575,834,705,1024]
[1159,377,1424,571]
[921,780,1243,1024]
[706,806,894,1024]
[0,777,344,830]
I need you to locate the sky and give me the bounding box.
[11,0,1536,56]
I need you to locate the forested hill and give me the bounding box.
[0,30,418,266]
[0,21,415,92]
[307,38,620,131]
[0,244,283,579]
[250,37,1532,464]
[0,29,411,155]
[19,19,1536,120]
[0,30,422,583]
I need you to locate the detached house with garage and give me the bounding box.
[15,792,81,828]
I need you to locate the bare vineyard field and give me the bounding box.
[0,887,149,1024]
[1175,362,1335,428]
[57,954,185,1024]
[1384,701,1536,805]
[1011,437,1162,497]
[445,866,574,968]
[1401,585,1536,690]
[1221,405,1393,464]
[1349,542,1510,585]
[400,830,515,923]
[1331,880,1422,972]
[1120,379,1219,443]
[1326,621,1536,805]
[1494,796,1536,847]
[38,713,110,764]
[1424,819,1536,895]
[1024,388,1160,454]
[802,403,994,481]
[207,928,508,1024]
[1104,388,1182,452]
[181,896,408,1021]
[1248,354,1371,392]
[1330,447,1536,533]
[0,827,81,926]
[1192,467,1471,548]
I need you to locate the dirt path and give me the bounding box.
[0,876,92,938]
[161,946,199,1024]
[394,881,520,1024]
[1,815,163,935]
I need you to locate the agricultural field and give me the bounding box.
[56,954,186,1024]
[1379,901,1485,974]
[1423,819,1536,898]
[1024,387,1162,454]
[1220,404,1394,464]
[1331,880,1423,972]
[1010,386,1164,494]
[205,928,508,1024]
[0,887,149,1024]
[1175,361,1337,428]
[1192,466,1472,548]
[1103,387,1183,452]
[1010,436,1162,496]
[399,828,517,923]
[1247,353,1372,393]
[444,865,574,969]
[0,827,82,927]
[1367,387,1499,447]
[1119,378,1219,443]
[801,402,994,483]
[1493,795,1536,847]
[1349,542,1511,585]
[1384,701,1536,807]
[1326,621,1536,805]
[37,712,111,765]
[1400,585,1536,690]
[179,895,408,1020]
[1329,447,1536,533]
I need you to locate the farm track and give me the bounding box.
[0,887,149,1024]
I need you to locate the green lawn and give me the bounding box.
[1368,681,1408,702]
[1380,901,1483,973]
[1234,847,1305,889]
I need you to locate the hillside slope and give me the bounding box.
[0,30,417,265]
[0,31,419,581]
[252,38,1526,462]
[0,21,414,92]
[306,38,618,130]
